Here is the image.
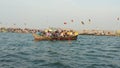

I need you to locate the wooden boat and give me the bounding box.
[32,34,78,41]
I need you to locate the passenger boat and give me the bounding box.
[32,34,78,41]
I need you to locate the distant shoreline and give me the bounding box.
[0,27,120,36]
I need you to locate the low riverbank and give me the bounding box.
[78,30,116,36]
[0,27,39,33]
[0,27,120,36]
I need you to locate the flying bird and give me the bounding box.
[81,21,84,25]
[71,19,74,22]
[88,19,91,22]
[64,22,67,24]
[117,17,119,21]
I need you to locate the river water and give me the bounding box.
[0,33,120,68]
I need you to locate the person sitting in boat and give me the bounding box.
[40,31,46,36]
[36,31,42,36]
[54,30,60,37]
[74,31,79,36]
[60,30,66,37]
[60,31,64,37]
[67,30,73,36]
[46,31,52,37]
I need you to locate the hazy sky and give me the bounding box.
[0,0,120,30]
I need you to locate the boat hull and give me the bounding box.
[33,34,78,41]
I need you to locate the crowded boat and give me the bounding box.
[33,27,79,41]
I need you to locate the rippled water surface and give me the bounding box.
[0,33,120,68]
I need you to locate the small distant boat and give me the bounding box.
[32,34,78,41]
